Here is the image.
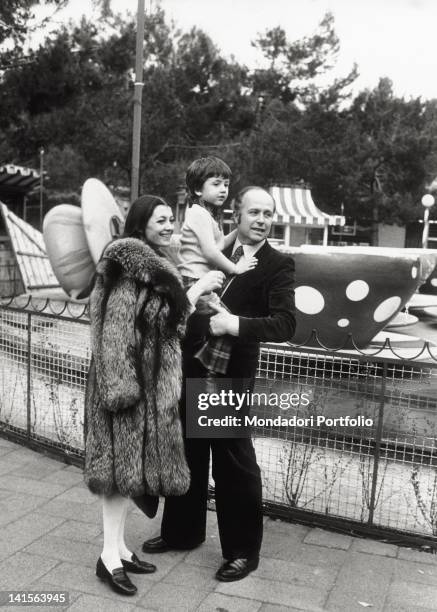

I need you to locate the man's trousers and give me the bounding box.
[160,356,263,560]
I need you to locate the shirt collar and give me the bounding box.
[232,237,266,258]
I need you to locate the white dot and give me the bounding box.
[295,286,325,315]
[346,280,369,301]
[431,278,437,287]
[373,297,402,322]
[337,319,349,327]
[411,267,418,279]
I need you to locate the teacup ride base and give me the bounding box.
[281,246,428,350]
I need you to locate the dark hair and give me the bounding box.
[185,156,232,200]
[233,186,275,216]
[122,194,171,241]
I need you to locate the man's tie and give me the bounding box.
[230,245,244,264]
[220,245,244,296]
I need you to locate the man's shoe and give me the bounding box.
[215,557,259,582]
[121,553,157,574]
[142,536,173,554]
[96,557,137,595]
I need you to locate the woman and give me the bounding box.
[84,195,224,596]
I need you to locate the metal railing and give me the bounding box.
[1,296,437,548]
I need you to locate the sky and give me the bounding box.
[32,0,437,100]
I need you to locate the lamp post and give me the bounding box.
[421,193,435,249]
[39,147,44,230]
[130,0,146,204]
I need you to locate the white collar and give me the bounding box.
[232,238,266,258]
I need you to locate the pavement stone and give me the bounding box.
[67,593,137,612]
[161,561,217,591]
[51,484,98,505]
[0,551,60,590]
[0,445,16,457]
[23,535,103,568]
[3,439,437,612]
[260,606,309,612]
[135,550,191,580]
[216,576,327,611]
[123,506,163,544]
[24,580,83,610]
[49,519,102,543]
[183,543,223,569]
[261,531,317,562]
[0,512,66,552]
[264,519,310,540]
[397,547,437,565]
[0,455,41,476]
[0,492,47,528]
[394,558,437,586]
[325,551,394,612]
[0,446,43,460]
[0,437,19,449]
[40,561,155,600]
[0,474,66,498]
[35,497,102,523]
[384,606,436,612]
[262,540,347,568]
[0,487,15,500]
[9,460,65,480]
[385,580,437,610]
[137,582,209,611]
[198,592,263,612]
[350,538,398,557]
[0,604,69,612]
[256,557,338,590]
[42,467,84,487]
[303,528,353,551]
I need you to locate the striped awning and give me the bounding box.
[0,164,40,195]
[269,186,345,227]
[1,203,59,291]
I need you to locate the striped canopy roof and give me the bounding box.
[269,186,345,227]
[0,164,40,195]
[1,203,59,291]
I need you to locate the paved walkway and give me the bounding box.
[0,437,436,612]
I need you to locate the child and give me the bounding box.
[178,156,257,376]
[178,156,257,286]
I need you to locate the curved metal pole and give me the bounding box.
[422,207,430,249]
[130,0,145,204]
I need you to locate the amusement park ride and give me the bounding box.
[33,178,437,355]
[1,176,437,355]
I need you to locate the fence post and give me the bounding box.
[26,312,31,438]
[368,360,387,525]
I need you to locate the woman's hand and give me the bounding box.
[196,270,225,294]
[186,271,225,308]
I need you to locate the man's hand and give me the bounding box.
[209,303,239,337]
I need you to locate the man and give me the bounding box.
[142,186,296,581]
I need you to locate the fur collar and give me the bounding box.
[96,238,190,325]
[99,237,181,285]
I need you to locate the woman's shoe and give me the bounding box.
[96,557,137,596]
[121,553,157,574]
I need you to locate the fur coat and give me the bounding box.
[84,237,191,498]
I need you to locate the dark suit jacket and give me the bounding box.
[184,240,296,379]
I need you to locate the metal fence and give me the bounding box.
[1,296,437,548]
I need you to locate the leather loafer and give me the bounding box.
[215,557,259,582]
[142,536,173,554]
[121,553,157,574]
[96,557,137,595]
